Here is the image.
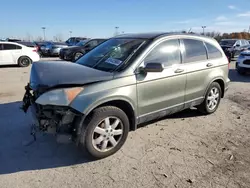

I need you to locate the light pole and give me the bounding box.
[114,26,119,36]
[202,26,206,35]
[69,31,72,37]
[41,27,46,41]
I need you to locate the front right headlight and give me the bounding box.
[36,87,84,106]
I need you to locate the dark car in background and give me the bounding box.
[60,38,106,61]
[65,37,88,46]
[34,41,50,57]
[41,42,68,56]
[220,39,249,58]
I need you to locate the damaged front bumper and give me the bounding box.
[21,83,81,143]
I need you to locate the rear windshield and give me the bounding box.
[219,40,236,46]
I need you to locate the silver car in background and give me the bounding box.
[42,42,68,56]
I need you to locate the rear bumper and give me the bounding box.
[29,53,40,62]
[224,78,230,94]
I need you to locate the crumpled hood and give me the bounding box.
[30,61,113,90]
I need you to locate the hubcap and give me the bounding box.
[207,87,219,111]
[75,53,82,60]
[92,117,123,152]
[22,59,29,66]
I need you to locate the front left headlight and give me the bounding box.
[238,54,245,59]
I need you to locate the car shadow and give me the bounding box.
[0,65,19,68]
[138,108,203,129]
[0,101,91,175]
[229,69,250,83]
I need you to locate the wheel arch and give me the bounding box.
[85,99,137,131]
[204,77,225,98]
[17,55,32,66]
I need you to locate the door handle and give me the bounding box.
[174,68,184,73]
[206,63,213,67]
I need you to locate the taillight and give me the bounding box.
[32,47,38,52]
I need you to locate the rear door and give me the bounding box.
[181,38,214,107]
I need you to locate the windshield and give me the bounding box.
[76,40,90,46]
[220,40,236,46]
[76,38,147,72]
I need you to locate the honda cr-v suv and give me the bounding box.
[22,33,230,159]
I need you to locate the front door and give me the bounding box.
[136,39,186,123]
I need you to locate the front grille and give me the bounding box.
[243,60,250,65]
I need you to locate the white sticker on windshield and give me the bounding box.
[105,57,122,66]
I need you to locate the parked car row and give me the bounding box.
[21,32,230,159]
[59,38,106,61]
[219,39,250,59]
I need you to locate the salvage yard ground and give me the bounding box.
[0,58,250,188]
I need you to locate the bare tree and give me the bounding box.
[36,36,43,42]
[53,33,64,42]
[25,33,33,41]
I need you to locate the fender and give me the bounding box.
[203,76,226,98]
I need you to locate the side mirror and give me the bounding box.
[236,44,240,47]
[144,63,164,72]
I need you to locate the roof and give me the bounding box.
[113,32,213,40]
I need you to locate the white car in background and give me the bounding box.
[0,42,40,67]
[236,47,250,75]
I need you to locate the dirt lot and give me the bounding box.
[0,59,250,188]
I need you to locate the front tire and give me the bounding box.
[197,82,222,115]
[74,52,83,61]
[18,56,31,67]
[79,106,129,159]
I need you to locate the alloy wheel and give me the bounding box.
[207,87,220,111]
[92,116,123,152]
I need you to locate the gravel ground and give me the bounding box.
[0,58,250,188]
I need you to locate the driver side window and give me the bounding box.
[144,39,181,67]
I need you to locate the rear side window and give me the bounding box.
[3,44,22,50]
[144,39,181,67]
[183,39,207,63]
[205,42,222,59]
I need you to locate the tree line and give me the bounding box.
[181,30,250,41]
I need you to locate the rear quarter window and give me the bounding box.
[182,39,207,63]
[205,42,222,59]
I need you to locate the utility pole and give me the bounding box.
[41,27,46,41]
[69,31,72,37]
[202,26,206,35]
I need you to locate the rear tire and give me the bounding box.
[18,56,31,67]
[79,106,129,159]
[197,82,222,115]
